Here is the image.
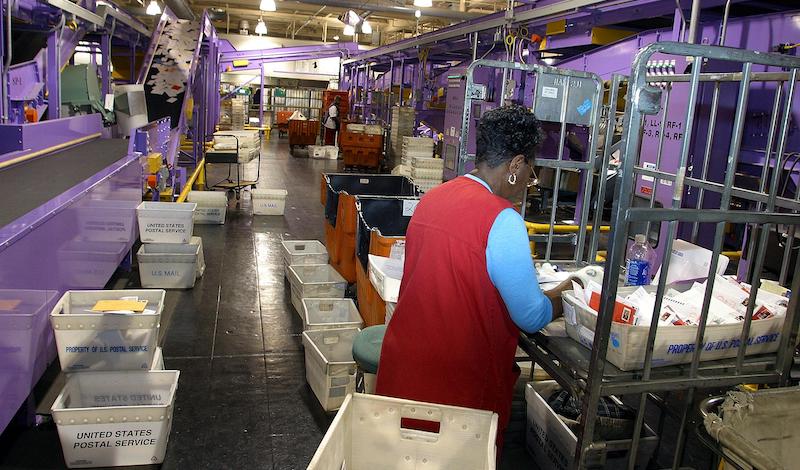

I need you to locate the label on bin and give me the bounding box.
[402,200,419,216]
[542,86,559,99]
[323,336,340,345]
[360,178,370,184]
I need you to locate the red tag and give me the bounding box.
[589,291,638,325]
[640,186,653,195]
[752,305,773,320]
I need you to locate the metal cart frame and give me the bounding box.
[459,59,607,264]
[521,41,800,469]
[204,133,261,199]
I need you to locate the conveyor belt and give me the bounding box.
[0,139,130,227]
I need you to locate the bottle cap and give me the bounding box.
[635,234,646,244]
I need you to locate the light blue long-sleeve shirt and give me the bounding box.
[464,174,553,333]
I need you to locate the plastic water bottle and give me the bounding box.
[625,234,653,286]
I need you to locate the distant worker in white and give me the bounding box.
[323,95,341,145]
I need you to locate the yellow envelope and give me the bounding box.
[91,300,148,312]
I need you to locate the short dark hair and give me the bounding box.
[475,105,543,168]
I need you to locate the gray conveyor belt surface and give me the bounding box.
[0,139,130,227]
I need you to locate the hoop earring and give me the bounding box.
[507,173,517,185]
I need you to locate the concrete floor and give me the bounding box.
[0,138,538,470]
[0,137,721,470]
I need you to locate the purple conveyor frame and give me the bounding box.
[0,125,140,434]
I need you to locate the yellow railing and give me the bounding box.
[526,222,611,262]
[176,158,205,203]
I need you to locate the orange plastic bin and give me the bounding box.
[354,196,420,326]
[322,174,417,284]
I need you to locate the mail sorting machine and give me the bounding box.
[456,59,609,265]
[519,41,800,469]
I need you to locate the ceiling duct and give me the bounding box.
[164,0,195,19]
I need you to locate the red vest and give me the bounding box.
[376,176,521,437]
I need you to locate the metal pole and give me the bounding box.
[687,0,701,44]
[590,74,623,261]
[645,86,672,239]
[398,59,405,107]
[472,32,478,61]
[363,63,370,122]
[387,59,395,126]
[100,34,111,97]
[130,40,136,85]
[691,82,720,243]
[260,63,265,127]
[544,75,572,261]
[47,30,61,119]
[718,0,731,46]
[0,0,5,122]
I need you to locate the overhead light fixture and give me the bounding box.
[259,0,276,12]
[414,9,421,18]
[361,20,372,34]
[333,35,340,41]
[413,0,432,7]
[145,0,161,15]
[341,10,360,26]
[255,18,267,35]
[542,57,555,65]
[343,24,355,36]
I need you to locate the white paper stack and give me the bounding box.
[401,138,440,193]
[230,97,247,130]
[390,107,416,167]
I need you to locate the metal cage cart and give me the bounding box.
[457,59,609,265]
[521,41,800,469]
[204,132,261,199]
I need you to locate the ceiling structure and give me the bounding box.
[124,0,505,44]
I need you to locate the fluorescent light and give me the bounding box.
[333,35,340,41]
[255,18,267,35]
[145,0,160,15]
[343,24,355,36]
[361,20,372,34]
[413,0,432,7]
[342,10,360,26]
[542,57,555,65]
[414,9,421,18]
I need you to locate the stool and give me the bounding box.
[352,325,386,394]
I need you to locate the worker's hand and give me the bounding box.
[544,278,573,321]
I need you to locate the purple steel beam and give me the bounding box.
[220,43,360,61]
[219,43,361,72]
[223,52,356,71]
[100,34,110,97]
[345,0,752,65]
[0,114,103,163]
[46,31,60,120]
